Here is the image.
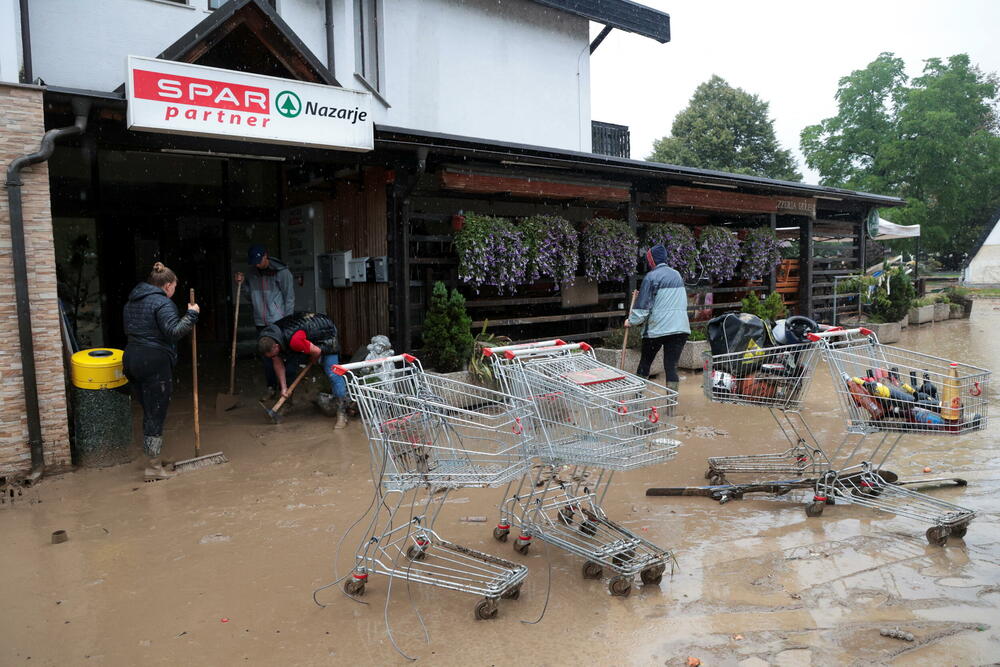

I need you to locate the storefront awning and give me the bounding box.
[874,217,920,240]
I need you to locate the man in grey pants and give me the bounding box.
[235,244,295,399]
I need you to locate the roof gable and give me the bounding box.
[531,0,670,43]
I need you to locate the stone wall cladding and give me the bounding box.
[0,84,72,476]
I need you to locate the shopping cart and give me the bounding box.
[482,340,680,596]
[331,354,534,619]
[809,328,987,545]
[702,340,828,484]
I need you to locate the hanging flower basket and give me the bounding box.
[739,227,782,281]
[581,218,639,283]
[519,215,580,289]
[698,226,741,283]
[455,213,527,293]
[644,222,699,280]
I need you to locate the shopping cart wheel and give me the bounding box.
[493,526,510,543]
[709,473,726,486]
[704,468,715,480]
[950,523,970,539]
[474,598,499,620]
[609,576,632,597]
[513,537,531,555]
[501,584,522,600]
[580,521,598,537]
[612,550,636,568]
[343,578,366,597]
[805,501,825,518]
[558,507,575,525]
[640,565,665,586]
[582,561,603,579]
[406,544,428,561]
[925,526,950,547]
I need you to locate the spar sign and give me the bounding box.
[126,56,373,151]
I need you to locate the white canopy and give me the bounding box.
[963,217,1000,286]
[874,217,921,240]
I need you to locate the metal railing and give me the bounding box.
[592,121,630,158]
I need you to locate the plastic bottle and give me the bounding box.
[912,407,945,426]
[920,372,938,399]
[908,371,919,395]
[940,362,962,422]
[844,373,883,418]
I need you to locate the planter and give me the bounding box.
[678,339,710,371]
[898,315,908,329]
[909,305,934,325]
[860,321,901,344]
[951,298,974,318]
[933,302,950,321]
[949,303,964,319]
[594,347,660,377]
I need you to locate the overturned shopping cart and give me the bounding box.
[483,340,680,596]
[331,354,534,619]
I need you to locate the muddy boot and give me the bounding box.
[144,457,175,482]
[316,392,338,418]
[334,398,348,430]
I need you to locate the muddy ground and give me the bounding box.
[2,309,1000,666]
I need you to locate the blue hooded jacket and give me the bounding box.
[627,245,690,337]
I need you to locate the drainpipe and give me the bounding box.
[324,0,336,79]
[4,98,90,483]
[18,0,32,84]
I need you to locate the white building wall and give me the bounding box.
[26,0,592,151]
[0,0,23,83]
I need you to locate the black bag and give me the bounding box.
[707,313,774,373]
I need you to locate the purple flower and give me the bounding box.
[455,213,527,293]
[520,215,579,289]
[581,218,639,283]
[644,223,699,281]
[739,227,782,281]
[698,226,740,283]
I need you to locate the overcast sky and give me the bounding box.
[589,0,1000,184]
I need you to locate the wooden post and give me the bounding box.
[798,217,814,320]
[767,213,777,295]
[856,218,867,273]
[627,189,639,305]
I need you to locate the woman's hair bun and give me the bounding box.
[152,261,165,272]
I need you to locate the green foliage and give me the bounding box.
[688,327,708,342]
[801,53,1000,269]
[603,327,644,350]
[467,322,511,386]
[422,282,474,372]
[740,292,787,321]
[912,297,935,308]
[835,268,915,322]
[945,286,973,304]
[648,75,802,181]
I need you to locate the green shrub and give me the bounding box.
[688,327,708,341]
[740,292,787,321]
[604,327,644,350]
[467,322,511,386]
[422,281,474,372]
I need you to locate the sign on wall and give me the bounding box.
[126,56,373,152]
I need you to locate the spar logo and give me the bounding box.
[275,91,302,118]
[132,68,274,128]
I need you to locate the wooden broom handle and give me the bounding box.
[190,288,200,457]
[620,289,639,370]
[229,281,241,394]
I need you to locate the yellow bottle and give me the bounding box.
[940,362,962,422]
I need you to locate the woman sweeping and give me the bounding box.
[123,262,200,482]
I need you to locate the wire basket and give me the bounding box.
[702,342,821,410]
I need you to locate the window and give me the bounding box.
[354,0,384,94]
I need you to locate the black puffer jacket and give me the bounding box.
[260,312,340,355]
[123,282,199,364]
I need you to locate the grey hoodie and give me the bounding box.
[244,257,295,326]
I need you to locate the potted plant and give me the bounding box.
[837,268,913,341]
[698,226,741,283]
[520,215,579,288]
[595,327,647,375]
[581,218,639,283]
[644,223,699,281]
[421,281,474,373]
[946,286,974,318]
[455,213,526,293]
[677,327,709,371]
[909,297,935,325]
[932,294,951,321]
[738,227,783,282]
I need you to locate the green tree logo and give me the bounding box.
[275,91,302,118]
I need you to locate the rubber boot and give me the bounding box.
[334,398,348,430]
[316,392,338,418]
[144,457,175,482]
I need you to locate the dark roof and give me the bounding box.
[156,0,337,86]
[533,0,670,43]
[374,125,906,208]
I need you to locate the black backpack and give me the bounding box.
[707,312,775,373]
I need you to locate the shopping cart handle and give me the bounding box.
[482,339,566,357]
[333,353,417,375]
[806,327,872,342]
[504,342,590,359]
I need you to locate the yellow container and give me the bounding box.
[71,348,127,389]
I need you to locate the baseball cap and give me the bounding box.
[247,244,267,265]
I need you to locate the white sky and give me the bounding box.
[589,0,1000,184]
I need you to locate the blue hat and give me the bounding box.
[248,244,267,266]
[646,244,668,269]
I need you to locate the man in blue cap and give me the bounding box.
[236,245,295,399]
[625,244,690,392]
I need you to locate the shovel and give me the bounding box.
[259,360,314,424]
[216,280,242,414]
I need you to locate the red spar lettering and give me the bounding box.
[133,69,270,113]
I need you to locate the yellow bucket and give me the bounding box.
[71,348,127,390]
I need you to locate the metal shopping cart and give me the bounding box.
[809,328,988,545]
[482,340,680,596]
[331,354,534,619]
[702,340,828,485]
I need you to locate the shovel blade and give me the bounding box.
[215,393,240,415]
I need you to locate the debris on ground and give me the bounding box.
[460,516,487,522]
[879,627,915,641]
[686,657,701,667]
[199,534,231,544]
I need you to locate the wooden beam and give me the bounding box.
[662,185,816,218]
[799,218,814,319]
[470,310,624,328]
[440,169,630,202]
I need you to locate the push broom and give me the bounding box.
[174,288,229,473]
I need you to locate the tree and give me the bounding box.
[421,281,474,372]
[801,53,1000,268]
[648,75,802,181]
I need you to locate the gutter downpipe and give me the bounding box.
[18,0,32,84]
[324,0,336,79]
[4,98,90,483]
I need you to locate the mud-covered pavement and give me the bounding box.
[3,309,1000,666]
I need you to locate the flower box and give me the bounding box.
[933,302,950,321]
[678,339,710,371]
[909,304,934,325]
[860,321,900,344]
[593,347,660,378]
[898,315,908,329]
[949,303,964,319]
